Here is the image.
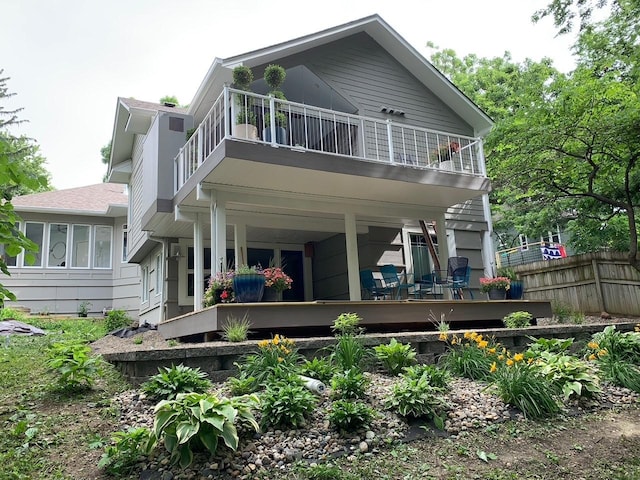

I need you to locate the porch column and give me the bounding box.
[215,198,227,271]
[480,193,496,277]
[209,195,218,275]
[435,213,450,299]
[344,212,361,301]
[193,213,204,311]
[234,222,247,270]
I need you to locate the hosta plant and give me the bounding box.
[46,342,102,390]
[329,400,375,432]
[98,427,156,475]
[384,372,447,425]
[141,364,212,401]
[153,392,259,468]
[374,338,417,376]
[589,325,640,362]
[300,357,336,384]
[526,337,575,355]
[227,369,259,395]
[502,311,533,328]
[260,376,317,429]
[330,368,369,400]
[402,364,451,389]
[532,351,601,401]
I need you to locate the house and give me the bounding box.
[494,226,573,268]
[107,15,496,326]
[1,183,140,317]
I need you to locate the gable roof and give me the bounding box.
[12,183,128,217]
[189,14,493,136]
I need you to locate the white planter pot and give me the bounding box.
[233,124,258,140]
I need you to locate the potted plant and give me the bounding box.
[77,301,92,317]
[232,65,258,139]
[203,271,235,306]
[262,266,293,301]
[498,267,524,300]
[262,64,288,144]
[479,276,511,300]
[232,265,265,303]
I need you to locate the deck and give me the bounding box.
[157,299,553,341]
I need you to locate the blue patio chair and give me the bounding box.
[449,265,474,299]
[415,273,437,299]
[359,269,392,300]
[380,264,416,300]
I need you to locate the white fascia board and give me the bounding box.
[13,206,126,218]
[124,106,156,134]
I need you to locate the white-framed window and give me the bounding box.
[47,223,69,268]
[141,265,149,302]
[519,234,529,251]
[542,228,561,245]
[71,225,91,268]
[93,225,113,269]
[24,222,45,267]
[155,253,162,296]
[121,224,128,263]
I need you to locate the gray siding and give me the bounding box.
[446,197,487,225]
[128,138,146,259]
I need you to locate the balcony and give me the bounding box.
[174,87,487,193]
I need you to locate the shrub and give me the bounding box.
[98,427,156,475]
[532,351,601,401]
[332,312,363,335]
[227,369,259,395]
[330,368,369,400]
[502,311,533,328]
[260,377,317,429]
[300,357,335,384]
[329,400,375,432]
[239,334,302,385]
[141,364,212,401]
[46,342,102,390]
[589,325,640,362]
[153,392,259,468]
[402,364,451,389]
[104,309,132,332]
[374,338,416,375]
[526,337,575,355]
[596,356,640,393]
[441,332,497,381]
[384,373,447,424]
[551,300,582,324]
[332,334,369,371]
[491,361,560,419]
[221,314,251,342]
[0,307,27,322]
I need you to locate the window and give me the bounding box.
[122,224,128,262]
[47,224,68,268]
[155,254,162,295]
[519,234,529,251]
[542,228,561,245]
[93,226,112,268]
[1,222,20,267]
[71,225,90,268]
[409,233,438,281]
[24,222,45,267]
[141,265,149,302]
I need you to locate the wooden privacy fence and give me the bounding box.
[514,251,640,316]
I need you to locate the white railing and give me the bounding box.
[174,87,485,192]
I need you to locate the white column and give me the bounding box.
[193,214,204,311]
[234,222,247,270]
[209,195,218,275]
[215,198,227,271]
[344,212,361,301]
[480,193,496,277]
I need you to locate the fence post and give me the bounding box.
[592,258,606,312]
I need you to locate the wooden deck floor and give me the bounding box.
[158,299,553,340]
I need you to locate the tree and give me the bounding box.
[101,140,111,182]
[0,70,50,303]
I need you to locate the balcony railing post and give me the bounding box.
[197,124,203,166]
[223,85,230,138]
[269,95,277,147]
[387,119,395,164]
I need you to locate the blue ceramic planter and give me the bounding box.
[233,274,265,303]
[507,280,524,300]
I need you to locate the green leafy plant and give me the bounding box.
[532,351,601,401]
[221,313,251,342]
[526,337,575,355]
[384,373,447,424]
[300,357,336,383]
[260,377,317,429]
[239,334,302,386]
[153,392,259,468]
[98,427,156,475]
[77,301,92,317]
[294,463,358,480]
[0,307,27,322]
[331,334,369,371]
[104,309,132,332]
[46,342,102,390]
[227,369,259,395]
[132,336,143,345]
[402,364,451,389]
[441,332,496,381]
[330,368,369,400]
[332,312,362,335]
[596,356,640,392]
[328,400,375,432]
[374,338,417,375]
[502,311,533,328]
[141,364,212,401]
[590,325,640,361]
[551,300,583,324]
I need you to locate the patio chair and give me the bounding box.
[449,265,474,299]
[380,264,416,300]
[359,269,392,300]
[433,257,471,299]
[415,273,437,299]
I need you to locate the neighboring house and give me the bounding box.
[107,15,495,325]
[494,226,574,268]
[1,183,140,317]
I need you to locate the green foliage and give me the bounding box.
[591,325,640,362]
[159,95,179,105]
[597,356,640,393]
[141,364,212,401]
[0,307,27,321]
[533,351,601,401]
[442,341,495,381]
[502,311,533,329]
[300,357,336,383]
[221,314,251,342]
[491,362,561,419]
[331,334,369,371]
[239,334,302,386]
[374,338,417,375]
[260,377,317,429]
[328,400,375,432]
[331,368,369,400]
[264,64,286,91]
[98,427,156,475]
[103,309,131,332]
[402,364,451,389]
[384,372,447,423]
[526,336,575,355]
[46,342,102,390]
[295,463,358,480]
[227,370,259,395]
[232,66,254,90]
[153,392,259,468]
[332,312,362,335]
[551,301,585,324]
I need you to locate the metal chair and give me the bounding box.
[359,269,392,300]
[449,265,474,299]
[380,264,416,299]
[415,273,437,299]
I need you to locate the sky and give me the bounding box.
[2,0,578,190]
